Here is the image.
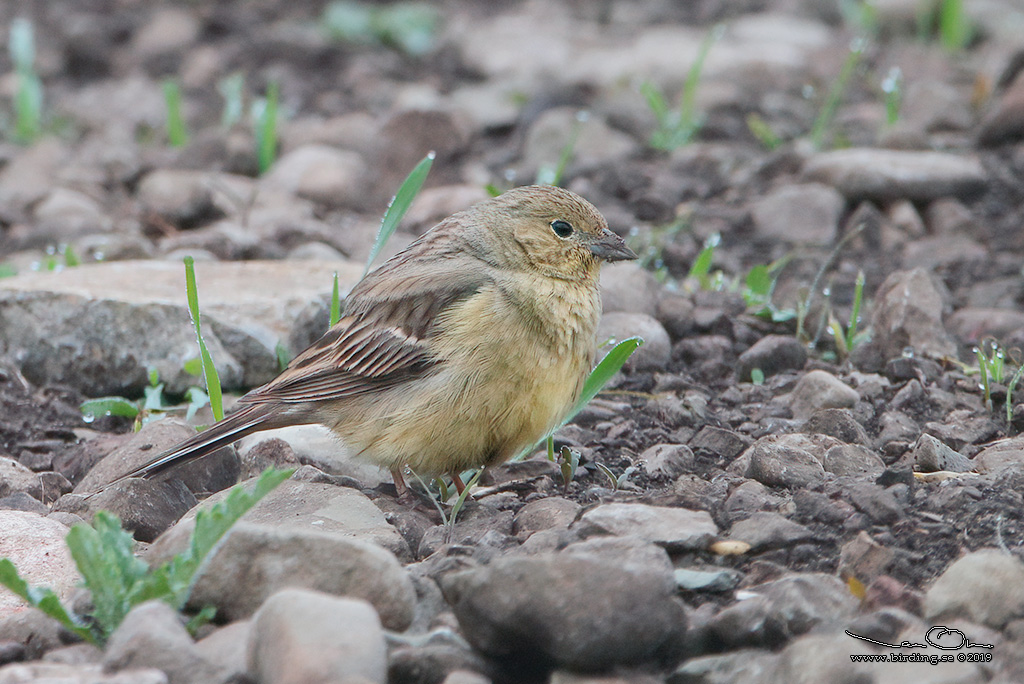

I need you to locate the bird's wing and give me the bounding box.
[243,252,491,405]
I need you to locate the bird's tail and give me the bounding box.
[101,402,283,489]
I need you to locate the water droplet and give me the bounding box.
[902,347,915,358]
[82,413,95,424]
[802,84,815,99]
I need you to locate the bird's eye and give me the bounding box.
[550,220,574,238]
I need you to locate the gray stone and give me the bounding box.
[743,436,828,489]
[728,512,815,551]
[56,478,196,543]
[947,308,1024,344]
[750,183,845,245]
[925,549,1024,629]
[802,148,987,201]
[708,574,859,649]
[74,417,238,494]
[261,145,368,208]
[596,313,670,372]
[673,567,743,593]
[667,648,778,684]
[911,434,973,473]
[974,436,1024,474]
[864,268,956,362]
[801,408,869,445]
[247,589,386,684]
[636,443,694,479]
[0,663,168,683]
[0,260,362,395]
[787,370,859,420]
[103,601,222,684]
[238,425,389,488]
[136,170,225,228]
[575,502,717,551]
[838,531,895,584]
[978,71,1024,147]
[846,483,902,525]
[195,621,250,684]
[689,426,752,461]
[440,553,686,670]
[131,7,199,58]
[523,108,635,176]
[0,458,40,499]
[0,512,77,621]
[736,335,807,382]
[150,518,414,630]
[32,188,111,241]
[513,498,581,540]
[600,263,660,316]
[822,444,885,477]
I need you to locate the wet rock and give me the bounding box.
[911,434,973,473]
[802,148,987,201]
[262,145,368,208]
[728,512,814,551]
[787,370,858,420]
[801,408,869,445]
[103,601,223,684]
[74,417,238,495]
[56,478,196,543]
[440,553,686,671]
[736,335,807,381]
[861,268,956,363]
[707,573,858,649]
[750,183,844,245]
[575,502,717,551]
[0,512,78,620]
[596,313,670,372]
[0,260,362,395]
[248,589,386,684]
[821,444,885,477]
[924,548,1024,629]
[513,498,582,540]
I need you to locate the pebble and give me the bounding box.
[575,502,718,551]
[261,144,368,208]
[864,268,957,363]
[911,434,973,473]
[802,148,987,201]
[636,443,694,479]
[924,548,1024,629]
[440,552,686,671]
[787,370,859,420]
[973,436,1024,474]
[728,512,815,551]
[247,589,387,684]
[742,436,827,489]
[600,263,661,316]
[0,512,78,621]
[750,183,844,245]
[838,531,895,584]
[596,313,671,372]
[56,478,196,543]
[801,408,869,445]
[512,497,582,540]
[736,335,807,382]
[821,444,886,477]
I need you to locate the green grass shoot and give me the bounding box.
[536,110,588,186]
[162,79,188,147]
[1006,364,1024,424]
[364,151,434,277]
[330,271,342,327]
[322,1,438,56]
[9,18,43,144]
[746,113,782,150]
[881,67,902,126]
[642,23,724,151]
[183,257,223,421]
[253,82,280,174]
[0,468,292,644]
[811,38,865,150]
[939,0,971,51]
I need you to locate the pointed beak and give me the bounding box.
[588,228,638,262]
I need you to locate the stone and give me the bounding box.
[0,512,78,620]
[522,108,635,177]
[787,370,859,420]
[707,573,859,649]
[512,498,582,540]
[131,7,200,58]
[0,663,168,683]
[575,502,718,551]
[238,425,389,488]
[440,553,686,671]
[838,531,895,583]
[150,519,414,630]
[0,459,40,500]
[974,436,1024,474]
[32,188,111,241]
[56,478,196,543]
[924,548,1024,629]
[261,145,368,208]
[600,263,660,316]
[903,234,988,271]
[911,434,973,473]
[636,444,694,479]
[389,644,490,684]
[728,512,815,551]
[74,417,238,495]
[821,444,885,477]
[867,268,957,362]
[103,601,223,684]
[0,260,362,395]
[743,436,827,489]
[750,183,845,245]
[736,335,807,381]
[978,71,1024,146]
[845,483,902,525]
[596,313,670,372]
[802,148,987,201]
[247,589,386,684]
[947,308,1024,345]
[0,139,66,212]
[689,426,752,461]
[801,408,869,445]
[667,649,779,684]
[136,170,225,229]
[195,621,250,684]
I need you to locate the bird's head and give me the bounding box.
[476,185,637,282]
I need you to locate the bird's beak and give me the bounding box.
[588,228,638,262]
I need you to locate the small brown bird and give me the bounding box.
[111,185,636,498]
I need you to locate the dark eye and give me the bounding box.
[551,220,574,238]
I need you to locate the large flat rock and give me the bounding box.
[0,259,363,396]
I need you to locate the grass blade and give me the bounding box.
[364,152,434,277]
[330,271,342,327]
[183,257,223,421]
[80,397,140,419]
[163,79,188,147]
[565,337,644,423]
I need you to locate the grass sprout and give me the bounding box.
[183,257,224,421]
[826,270,870,361]
[0,468,292,644]
[162,79,188,147]
[364,151,434,277]
[642,23,724,151]
[536,110,588,186]
[811,37,866,150]
[323,1,439,56]
[9,18,43,144]
[252,82,280,174]
[881,67,903,126]
[746,113,783,150]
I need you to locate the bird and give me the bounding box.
[106,184,637,500]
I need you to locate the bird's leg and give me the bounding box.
[391,466,414,503]
[450,471,466,495]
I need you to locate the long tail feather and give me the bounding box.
[100,403,283,489]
